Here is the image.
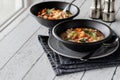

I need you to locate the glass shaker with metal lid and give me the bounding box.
[102,0,115,22]
[90,0,102,19]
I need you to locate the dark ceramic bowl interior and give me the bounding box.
[30,1,80,28]
[52,19,112,52]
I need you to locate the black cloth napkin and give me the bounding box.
[38,35,120,76]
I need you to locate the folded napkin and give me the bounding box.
[38,35,120,76]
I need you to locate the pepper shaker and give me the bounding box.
[102,0,115,22]
[90,0,102,19]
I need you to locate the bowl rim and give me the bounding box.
[52,19,112,45]
[29,1,80,21]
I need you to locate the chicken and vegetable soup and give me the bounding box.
[37,8,73,20]
[61,28,105,43]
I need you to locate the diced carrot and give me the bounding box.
[75,28,82,32]
[80,31,86,37]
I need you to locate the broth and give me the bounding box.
[37,8,72,20]
[61,28,105,43]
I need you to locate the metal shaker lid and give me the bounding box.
[102,12,115,22]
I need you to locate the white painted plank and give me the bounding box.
[0,9,28,40]
[0,0,47,40]
[76,0,92,19]
[112,67,120,80]
[0,15,40,69]
[65,0,86,7]
[23,53,55,80]
[109,7,120,80]
[82,67,116,80]
[54,72,84,80]
[110,7,120,37]
[0,28,46,80]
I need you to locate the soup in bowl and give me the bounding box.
[30,1,79,28]
[52,19,112,52]
[61,27,105,43]
[37,8,73,20]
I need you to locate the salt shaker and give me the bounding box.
[102,0,115,22]
[90,0,102,19]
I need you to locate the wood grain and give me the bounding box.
[0,27,46,80]
[23,54,55,80]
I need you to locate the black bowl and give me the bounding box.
[52,19,112,52]
[30,1,80,28]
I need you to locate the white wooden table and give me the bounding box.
[0,0,120,80]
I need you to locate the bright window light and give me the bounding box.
[0,0,23,26]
